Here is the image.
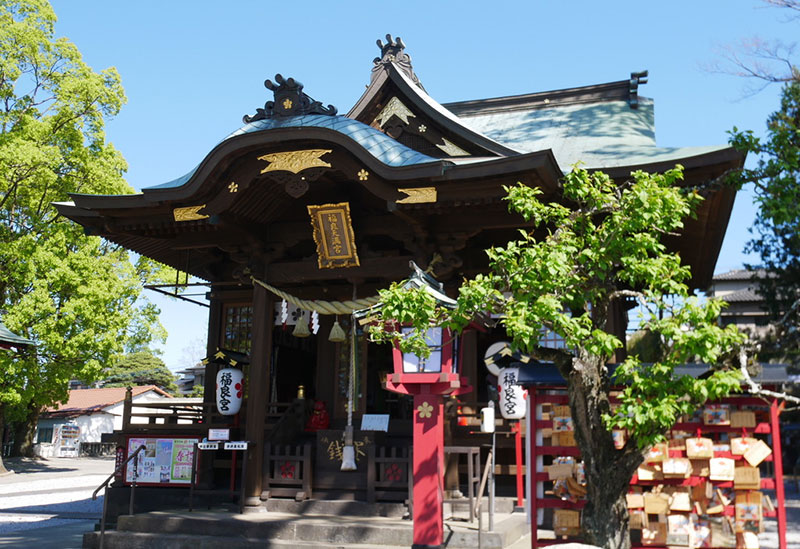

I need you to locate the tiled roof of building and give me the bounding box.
[147,115,438,190]
[453,97,729,171]
[0,319,33,349]
[712,269,769,281]
[720,288,763,303]
[43,386,171,418]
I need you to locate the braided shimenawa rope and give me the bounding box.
[250,276,380,315]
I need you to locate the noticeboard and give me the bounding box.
[124,436,199,486]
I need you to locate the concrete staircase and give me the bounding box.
[83,499,529,548]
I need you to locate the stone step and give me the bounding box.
[263,498,408,518]
[82,509,527,549]
[83,530,388,549]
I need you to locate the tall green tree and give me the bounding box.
[0,0,166,466]
[101,352,178,395]
[729,81,800,367]
[371,167,744,549]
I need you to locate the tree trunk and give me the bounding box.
[12,407,38,458]
[0,406,8,475]
[568,355,644,549]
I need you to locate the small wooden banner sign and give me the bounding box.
[308,202,360,269]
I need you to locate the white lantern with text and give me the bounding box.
[216,367,244,416]
[498,367,526,419]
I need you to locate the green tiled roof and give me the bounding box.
[148,115,438,190]
[0,320,33,348]
[457,98,728,170]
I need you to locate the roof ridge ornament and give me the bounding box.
[243,74,337,123]
[372,34,425,91]
[629,70,648,110]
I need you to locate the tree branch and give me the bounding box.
[737,346,800,405]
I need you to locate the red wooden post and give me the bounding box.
[529,389,538,549]
[411,393,445,548]
[384,327,471,549]
[770,398,787,549]
[514,421,524,508]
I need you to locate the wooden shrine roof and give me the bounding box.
[54,36,743,297]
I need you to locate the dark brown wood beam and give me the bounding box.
[265,255,416,284]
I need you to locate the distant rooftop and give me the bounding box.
[43,386,171,418]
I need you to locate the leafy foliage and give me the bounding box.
[0,0,168,456]
[370,166,744,547]
[102,352,178,394]
[729,81,800,367]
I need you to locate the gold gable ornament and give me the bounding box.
[258,149,332,174]
[307,202,360,269]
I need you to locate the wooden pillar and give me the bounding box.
[460,330,478,408]
[203,298,223,407]
[243,282,273,507]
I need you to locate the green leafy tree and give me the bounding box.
[102,352,178,395]
[729,81,800,368]
[370,167,744,549]
[0,0,167,466]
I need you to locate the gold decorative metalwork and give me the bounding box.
[373,96,415,127]
[357,169,369,181]
[258,149,332,174]
[282,98,293,110]
[397,187,437,204]
[307,202,360,269]
[228,182,238,193]
[417,402,433,419]
[436,138,469,157]
[173,205,209,222]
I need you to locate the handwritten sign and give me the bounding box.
[360,414,390,432]
[307,203,360,269]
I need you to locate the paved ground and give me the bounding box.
[0,456,797,548]
[0,456,114,548]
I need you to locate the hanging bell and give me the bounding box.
[292,312,311,338]
[328,319,346,343]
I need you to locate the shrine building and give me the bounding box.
[55,35,741,521]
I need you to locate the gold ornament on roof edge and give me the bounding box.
[173,205,209,222]
[397,187,437,204]
[259,149,332,174]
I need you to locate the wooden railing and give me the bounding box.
[121,396,230,434]
[120,391,296,435]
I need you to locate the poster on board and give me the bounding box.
[125,437,197,485]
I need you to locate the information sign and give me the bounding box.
[224,441,248,451]
[208,429,230,441]
[360,414,390,432]
[197,442,219,450]
[125,437,197,485]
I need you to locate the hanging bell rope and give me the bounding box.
[251,276,380,315]
[341,313,358,471]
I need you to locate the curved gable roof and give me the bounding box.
[147,114,438,191]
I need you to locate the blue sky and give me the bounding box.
[49,0,795,369]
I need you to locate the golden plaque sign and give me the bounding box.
[307,202,360,269]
